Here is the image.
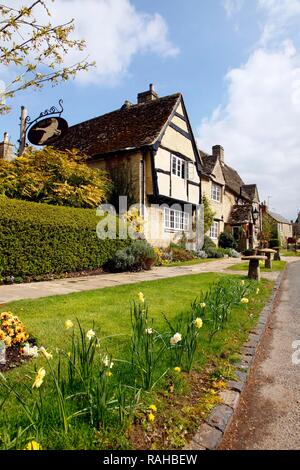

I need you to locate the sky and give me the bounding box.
[1,0,299,220]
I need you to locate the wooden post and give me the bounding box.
[18,106,27,157]
[265,252,272,269]
[248,259,261,281]
[274,248,281,261]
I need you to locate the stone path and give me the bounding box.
[0,256,298,304]
[220,259,300,450]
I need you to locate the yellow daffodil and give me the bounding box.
[256,288,260,295]
[39,347,53,360]
[138,292,145,303]
[32,368,46,389]
[149,404,157,413]
[67,351,71,358]
[105,371,113,377]
[241,297,249,304]
[64,320,73,330]
[148,412,155,422]
[200,302,206,309]
[25,441,42,450]
[174,366,181,373]
[241,280,245,286]
[194,317,203,329]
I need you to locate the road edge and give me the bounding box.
[184,269,286,450]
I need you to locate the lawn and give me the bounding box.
[227,260,286,272]
[163,258,217,267]
[281,250,300,257]
[0,273,274,450]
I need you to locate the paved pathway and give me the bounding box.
[0,256,298,304]
[220,259,300,450]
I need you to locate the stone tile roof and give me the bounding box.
[228,204,253,224]
[55,93,181,157]
[268,211,291,225]
[222,164,245,196]
[200,153,218,176]
[241,184,259,202]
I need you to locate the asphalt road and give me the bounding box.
[220,260,300,450]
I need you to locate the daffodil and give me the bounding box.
[241,297,249,304]
[64,320,73,330]
[170,332,182,345]
[149,404,157,413]
[32,368,46,389]
[256,288,260,295]
[148,412,155,422]
[39,346,53,360]
[145,328,153,335]
[102,355,114,368]
[105,371,113,377]
[241,280,245,286]
[86,329,96,341]
[23,342,39,358]
[200,302,206,309]
[138,292,145,303]
[174,366,181,373]
[25,441,42,450]
[194,317,203,329]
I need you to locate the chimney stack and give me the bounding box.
[212,145,224,164]
[137,83,159,104]
[0,132,15,161]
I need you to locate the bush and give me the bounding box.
[269,238,280,248]
[203,236,216,251]
[242,249,256,256]
[218,232,237,249]
[105,240,156,272]
[205,247,224,259]
[167,246,195,262]
[195,250,208,259]
[0,196,129,280]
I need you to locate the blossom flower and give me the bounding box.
[241,280,245,286]
[105,371,113,377]
[256,288,260,295]
[149,404,157,413]
[25,441,42,450]
[194,317,203,329]
[4,336,12,347]
[23,342,39,358]
[39,346,53,360]
[170,332,182,345]
[241,298,249,304]
[174,367,181,373]
[67,351,71,358]
[145,328,153,335]
[64,320,73,330]
[86,329,96,341]
[148,412,155,422]
[102,355,114,368]
[138,292,145,303]
[200,302,206,309]
[0,330,5,341]
[32,368,46,389]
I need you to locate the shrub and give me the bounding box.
[242,249,256,256]
[0,196,129,279]
[105,240,156,272]
[195,250,208,259]
[203,236,217,251]
[218,232,237,249]
[269,238,280,248]
[166,246,195,262]
[227,248,240,258]
[205,247,224,259]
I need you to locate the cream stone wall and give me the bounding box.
[171,115,189,132]
[278,222,293,242]
[161,126,195,160]
[176,102,184,116]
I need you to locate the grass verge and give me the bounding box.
[227,260,286,272]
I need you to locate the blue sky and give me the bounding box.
[1,0,300,219]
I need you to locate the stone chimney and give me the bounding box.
[0,133,15,161]
[212,145,224,164]
[137,83,159,104]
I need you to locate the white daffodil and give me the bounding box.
[170,332,182,345]
[145,328,154,335]
[23,342,39,358]
[102,355,114,368]
[86,329,96,341]
[39,346,53,360]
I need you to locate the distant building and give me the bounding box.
[261,204,293,246]
[0,133,15,161]
[293,212,300,240]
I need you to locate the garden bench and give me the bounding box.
[257,248,276,269]
[241,255,267,281]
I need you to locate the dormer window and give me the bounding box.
[172,154,185,179]
[211,183,222,202]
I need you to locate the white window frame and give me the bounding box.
[211,183,222,202]
[171,154,185,179]
[164,208,189,231]
[210,221,219,239]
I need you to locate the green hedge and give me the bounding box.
[0,197,130,279]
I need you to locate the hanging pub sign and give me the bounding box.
[25,99,68,147]
[28,116,68,146]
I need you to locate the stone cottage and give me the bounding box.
[55,85,202,248]
[200,145,261,250]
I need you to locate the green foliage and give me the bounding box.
[105,240,156,272]
[0,197,129,279]
[269,238,280,248]
[0,147,111,208]
[203,195,215,234]
[218,232,237,249]
[203,235,216,251]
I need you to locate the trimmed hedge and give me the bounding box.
[0,197,130,279]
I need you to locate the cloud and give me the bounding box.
[258,0,300,46]
[223,0,245,18]
[199,0,300,219]
[48,0,179,84]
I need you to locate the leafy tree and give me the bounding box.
[0,146,111,208]
[202,194,215,234]
[0,0,94,114]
